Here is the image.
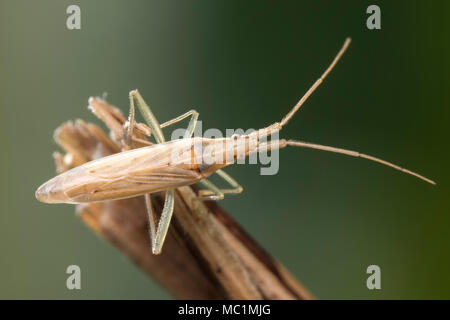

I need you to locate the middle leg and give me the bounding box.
[128,90,202,254]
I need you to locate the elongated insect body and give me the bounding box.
[36,138,208,204]
[35,126,282,204]
[36,38,435,254]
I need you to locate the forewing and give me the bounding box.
[41,139,203,203]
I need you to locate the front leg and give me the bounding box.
[160,109,199,138]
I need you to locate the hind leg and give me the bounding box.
[197,179,225,201]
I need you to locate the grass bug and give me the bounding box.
[36,38,435,254]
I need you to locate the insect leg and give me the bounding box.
[214,169,243,194]
[152,108,200,251]
[129,89,165,144]
[124,93,136,148]
[132,110,199,140]
[160,110,199,138]
[152,189,175,254]
[144,194,157,247]
[123,100,154,148]
[129,91,180,254]
[197,179,225,201]
[197,169,243,198]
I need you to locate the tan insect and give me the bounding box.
[36,38,435,254]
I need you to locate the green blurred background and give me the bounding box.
[0,0,448,299]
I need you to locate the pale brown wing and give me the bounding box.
[35,139,204,204]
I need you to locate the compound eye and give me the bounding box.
[231,134,240,140]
